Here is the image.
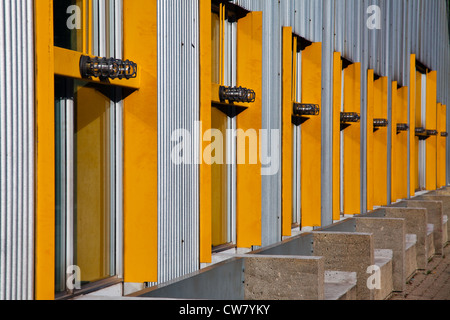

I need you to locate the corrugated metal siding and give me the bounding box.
[0,0,34,300]
[157,0,200,284]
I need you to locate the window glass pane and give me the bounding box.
[211,107,228,247]
[55,77,115,293]
[211,12,221,84]
[54,0,84,52]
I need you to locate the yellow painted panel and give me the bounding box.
[301,42,322,227]
[236,11,262,248]
[332,52,342,221]
[391,86,408,202]
[200,0,212,263]
[343,63,361,215]
[409,55,416,197]
[367,70,374,211]
[123,0,158,283]
[437,103,447,188]
[282,27,293,236]
[426,71,437,190]
[373,77,388,207]
[75,85,111,282]
[35,0,55,300]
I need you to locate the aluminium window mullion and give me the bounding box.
[419,73,427,189]
[230,20,237,245]
[65,82,75,288]
[296,50,302,226]
[340,69,345,214]
[113,0,123,279]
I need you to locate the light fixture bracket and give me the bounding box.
[80,55,137,80]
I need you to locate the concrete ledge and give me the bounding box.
[427,224,435,259]
[354,217,405,292]
[405,234,418,281]
[444,215,448,245]
[312,232,374,300]
[243,255,325,300]
[324,271,357,300]
[374,249,394,300]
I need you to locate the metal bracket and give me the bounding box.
[441,132,449,137]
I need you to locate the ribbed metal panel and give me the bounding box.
[157,0,200,284]
[0,0,34,300]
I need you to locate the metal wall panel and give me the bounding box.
[227,0,450,245]
[0,0,34,300]
[157,0,200,284]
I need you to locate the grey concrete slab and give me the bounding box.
[396,200,444,255]
[376,207,430,270]
[243,255,325,300]
[311,232,375,300]
[354,217,405,292]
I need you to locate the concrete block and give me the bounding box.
[373,249,394,300]
[401,200,444,255]
[354,217,405,292]
[405,234,418,281]
[324,271,357,300]
[243,255,325,300]
[312,232,374,300]
[381,207,430,269]
[418,190,450,245]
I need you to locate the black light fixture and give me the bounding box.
[293,103,320,116]
[292,103,320,126]
[340,112,360,123]
[396,123,409,134]
[340,112,360,130]
[373,118,388,128]
[415,127,426,135]
[80,55,137,80]
[219,86,256,104]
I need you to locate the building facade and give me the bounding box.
[0,0,449,300]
